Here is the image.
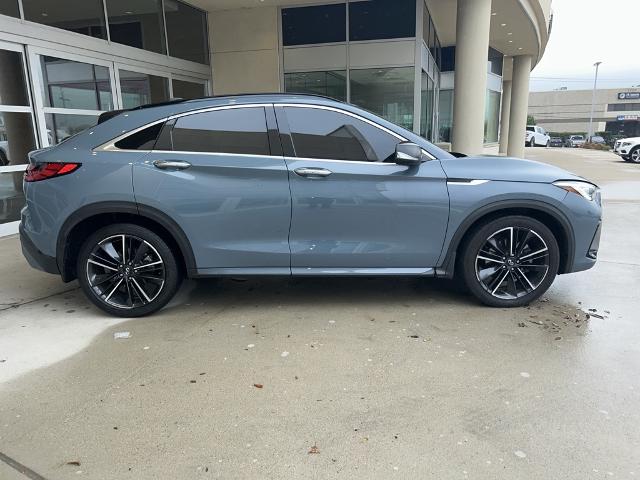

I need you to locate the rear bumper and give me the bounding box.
[19,223,59,275]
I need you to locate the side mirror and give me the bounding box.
[395,142,423,166]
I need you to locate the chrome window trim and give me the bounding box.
[94,102,436,162]
[446,179,490,186]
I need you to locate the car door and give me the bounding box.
[276,104,449,274]
[133,104,292,275]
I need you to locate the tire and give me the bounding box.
[545,140,550,148]
[630,146,640,164]
[77,224,182,317]
[460,216,560,308]
[0,150,7,167]
[528,139,535,147]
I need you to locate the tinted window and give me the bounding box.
[23,0,107,39]
[172,79,206,100]
[115,122,164,150]
[282,4,346,46]
[285,107,400,162]
[119,69,169,108]
[349,0,415,41]
[0,0,20,18]
[0,50,30,106]
[284,71,347,101]
[107,0,166,54]
[170,107,270,155]
[164,0,209,64]
[488,47,503,75]
[526,126,535,132]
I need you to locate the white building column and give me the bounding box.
[451,0,492,155]
[507,55,533,158]
[498,80,512,154]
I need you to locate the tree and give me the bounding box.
[527,115,536,125]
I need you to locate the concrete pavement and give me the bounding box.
[0,147,638,479]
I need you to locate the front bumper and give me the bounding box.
[19,223,59,275]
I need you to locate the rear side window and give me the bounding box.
[284,106,400,162]
[526,126,535,132]
[115,122,164,150]
[168,107,270,155]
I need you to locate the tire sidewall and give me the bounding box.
[77,224,181,317]
[460,216,560,307]
[631,147,640,163]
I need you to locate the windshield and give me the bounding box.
[572,136,584,140]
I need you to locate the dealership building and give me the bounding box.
[0,0,552,235]
[529,88,640,138]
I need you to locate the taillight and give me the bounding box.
[24,163,81,182]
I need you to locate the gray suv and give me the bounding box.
[20,94,602,317]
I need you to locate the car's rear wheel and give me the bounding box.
[630,146,640,163]
[528,139,535,147]
[460,216,560,307]
[77,224,181,317]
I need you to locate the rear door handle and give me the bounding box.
[153,159,191,170]
[294,167,332,178]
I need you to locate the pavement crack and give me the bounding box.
[0,287,79,312]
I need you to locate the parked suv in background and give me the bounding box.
[525,126,550,147]
[20,94,602,317]
[614,137,640,162]
[566,135,586,148]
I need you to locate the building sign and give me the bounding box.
[618,92,640,100]
[617,115,639,121]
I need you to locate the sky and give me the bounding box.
[530,0,640,92]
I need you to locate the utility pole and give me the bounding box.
[588,61,602,141]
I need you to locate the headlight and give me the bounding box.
[553,180,600,202]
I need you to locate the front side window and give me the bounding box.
[284,106,401,162]
[168,107,270,155]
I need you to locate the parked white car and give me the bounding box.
[614,137,640,163]
[565,135,586,148]
[525,125,550,147]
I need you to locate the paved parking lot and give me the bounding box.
[0,147,639,479]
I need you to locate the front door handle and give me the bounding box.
[153,159,191,170]
[294,167,332,178]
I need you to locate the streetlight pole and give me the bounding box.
[588,61,602,141]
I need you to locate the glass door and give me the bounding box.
[0,40,38,234]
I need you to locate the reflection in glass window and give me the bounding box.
[40,56,113,111]
[119,70,169,108]
[438,89,453,142]
[22,0,107,39]
[284,107,400,162]
[349,0,415,41]
[420,72,434,140]
[0,171,26,224]
[170,108,269,155]
[0,112,36,166]
[0,0,20,18]
[0,50,30,107]
[45,113,98,145]
[172,79,206,100]
[350,67,415,131]
[107,0,166,54]
[284,71,347,101]
[282,4,346,46]
[484,90,501,143]
[164,0,209,64]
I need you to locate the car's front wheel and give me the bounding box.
[77,224,182,317]
[630,146,640,163]
[460,216,560,307]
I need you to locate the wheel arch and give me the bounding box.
[436,200,575,278]
[57,202,196,282]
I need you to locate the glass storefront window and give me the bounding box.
[438,89,453,143]
[0,112,36,166]
[119,69,169,108]
[282,4,346,46]
[488,48,504,76]
[107,0,167,55]
[0,0,19,18]
[0,50,30,106]
[22,0,107,40]
[45,113,99,145]
[172,79,206,100]
[0,171,26,224]
[484,89,501,143]
[349,0,415,42]
[164,0,209,64]
[350,67,415,131]
[420,72,434,140]
[284,71,347,102]
[40,56,113,111]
